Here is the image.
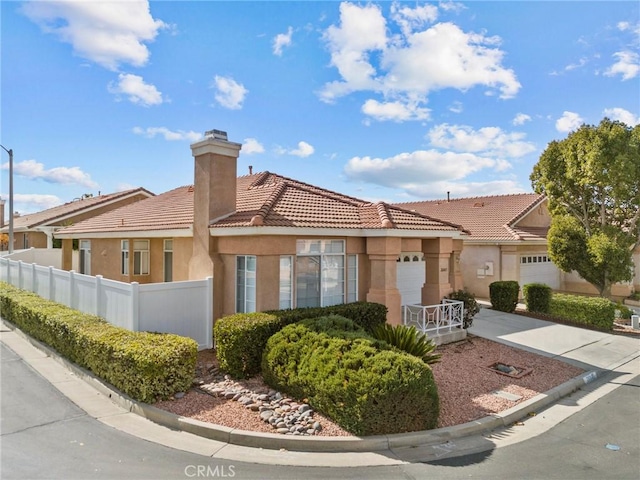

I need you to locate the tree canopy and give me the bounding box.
[530,118,640,298]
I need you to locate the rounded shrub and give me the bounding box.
[262,317,439,436]
[445,289,480,328]
[522,283,552,313]
[489,280,520,313]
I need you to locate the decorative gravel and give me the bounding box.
[154,335,584,436]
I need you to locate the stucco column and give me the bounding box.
[421,238,454,305]
[366,237,402,325]
[61,238,73,271]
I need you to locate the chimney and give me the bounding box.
[248,165,253,175]
[0,198,4,228]
[189,129,242,279]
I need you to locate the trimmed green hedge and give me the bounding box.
[214,302,388,378]
[549,293,615,331]
[0,282,197,403]
[213,312,281,378]
[523,283,552,313]
[489,281,520,313]
[261,315,439,436]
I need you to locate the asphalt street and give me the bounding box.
[2,338,639,480]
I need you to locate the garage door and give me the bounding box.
[397,253,425,305]
[519,254,560,290]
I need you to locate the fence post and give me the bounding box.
[18,261,24,289]
[131,282,140,331]
[95,275,103,317]
[31,262,37,293]
[206,276,214,349]
[69,270,76,309]
[48,266,54,301]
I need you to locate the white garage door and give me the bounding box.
[397,253,426,306]
[519,254,560,290]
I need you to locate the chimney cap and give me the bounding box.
[204,129,228,141]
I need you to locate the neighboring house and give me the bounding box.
[55,131,469,325]
[0,188,154,260]
[396,194,638,300]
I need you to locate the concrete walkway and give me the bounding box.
[1,309,638,467]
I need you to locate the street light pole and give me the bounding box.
[0,144,13,254]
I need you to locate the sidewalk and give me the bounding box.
[2,310,638,467]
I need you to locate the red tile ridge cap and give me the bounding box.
[507,194,547,227]
[375,202,394,228]
[250,181,287,226]
[503,224,522,240]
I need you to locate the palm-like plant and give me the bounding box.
[371,323,441,365]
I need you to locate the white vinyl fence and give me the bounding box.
[403,299,464,336]
[0,258,213,350]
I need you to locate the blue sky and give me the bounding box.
[1,1,639,216]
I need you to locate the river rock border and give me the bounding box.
[198,375,323,436]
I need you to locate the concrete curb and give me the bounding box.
[1,318,598,454]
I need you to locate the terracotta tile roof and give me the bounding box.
[56,186,193,235]
[395,193,547,241]
[57,172,466,236]
[3,188,154,232]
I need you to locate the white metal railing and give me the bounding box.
[403,299,464,335]
[0,257,213,350]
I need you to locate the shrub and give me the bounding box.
[213,312,281,378]
[489,281,520,313]
[445,289,480,328]
[548,293,615,331]
[267,301,387,333]
[522,283,552,313]
[614,302,633,320]
[0,282,197,403]
[262,317,439,436]
[371,323,441,365]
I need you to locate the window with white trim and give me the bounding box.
[295,240,347,308]
[279,256,293,309]
[79,240,91,275]
[163,239,173,282]
[121,240,129,275]
[346,254,358,303]
[236,255,256,313]
[133,240,150,275]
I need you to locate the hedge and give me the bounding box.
[0,282,197,403]
[489,281,520,313]
[261,315,439,436]
[522,283,552,313]
[215,302,388,378]
[548,293,615,331]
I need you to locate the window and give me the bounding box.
[79,240,91,275]
[236,255,256,313]
[121,240,129,275]
[295,240,347,308]
[279,256,293,309]
[164,239,173,282]
[133,240,149,275]
[346,254,358,303]
[122,240,149,275]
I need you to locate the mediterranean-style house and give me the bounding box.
[396,194,639,300]
[0,188,153,253]
[55,131,469,325]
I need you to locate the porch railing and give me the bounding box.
[402,299,464,336]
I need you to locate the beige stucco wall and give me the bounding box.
[517,202,551,228]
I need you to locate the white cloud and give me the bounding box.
[212,75,248,110]
[604,51,640,80]
[512,113,531,126]
[132,126,201,141]
[3,160,98,188]
[603,107,640,126]
[427,124,535,158]
[555,111,584,133]
[290,141,315,158]
[21,0,166,71]
[361,99,430,122]
[273,27,293,56]
[108,73,163,106]
[14,194,63,214]
[448,101,463,114]
[344,150,507,192]
[320,2,520,122]
[242,138,265,154]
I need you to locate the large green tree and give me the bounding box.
[530,118,640,298]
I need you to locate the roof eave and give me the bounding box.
[209,226,468,239]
